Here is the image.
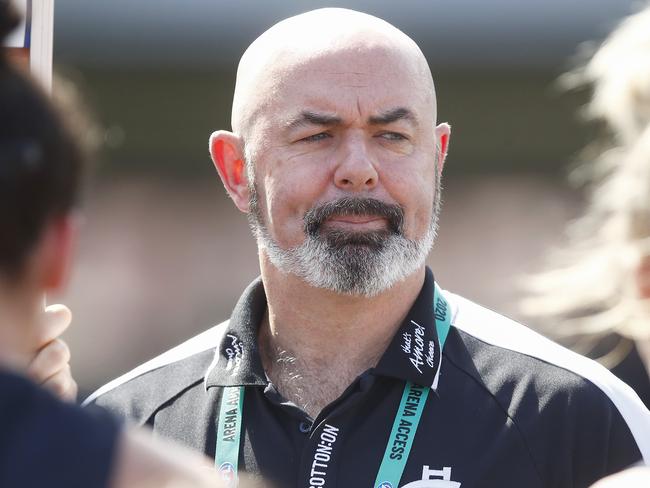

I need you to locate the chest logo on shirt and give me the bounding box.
[401,320,435,374]
[400,466,461,488]
[309,424,340,488]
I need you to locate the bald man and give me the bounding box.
[87,9,650,488]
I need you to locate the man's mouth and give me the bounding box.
[304,197,404,238]
[322,215,389,232]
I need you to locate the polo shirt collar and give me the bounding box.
[205,277,269,388]
[205,267,444,391]
[373,267,443,390]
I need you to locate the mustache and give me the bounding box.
[304,197,404,236]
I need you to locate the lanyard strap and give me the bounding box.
[215,384,245,486]
[373,283,451,488]
[215,283,452,488]
[373,382,429,488]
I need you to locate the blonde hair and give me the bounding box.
[521,4,650,362]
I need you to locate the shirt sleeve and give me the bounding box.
[0,370,122,488]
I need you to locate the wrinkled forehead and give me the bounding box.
[287,46,428,104]
[231,18,436,138]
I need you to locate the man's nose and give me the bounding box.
[333,135,378,192]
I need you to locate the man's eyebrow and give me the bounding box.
[368,107,418,126]
[286,111,343,130]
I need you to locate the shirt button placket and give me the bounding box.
[299,420,312,434]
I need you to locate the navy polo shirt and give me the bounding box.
[88,268,649,488]
[0,369,119,487]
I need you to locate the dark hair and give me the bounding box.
[0,1,85,278]
[0,0,18,40]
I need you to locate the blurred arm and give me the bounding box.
[590,466,650,488]
[110,427,223,488]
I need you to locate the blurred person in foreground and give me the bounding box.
[0,2,225,486]
[520,4,650,487]
[522,4,650,411]
[88,8,650,488]
[590,466,650,488]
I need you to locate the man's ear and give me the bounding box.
[434,122,451,176]
[29,215,77,294]
[209,131,250,212]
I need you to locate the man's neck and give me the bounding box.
[258,254,426,418]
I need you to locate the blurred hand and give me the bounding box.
[26,304,77,402]
[590,467,650,488]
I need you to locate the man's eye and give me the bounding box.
[301,132,331,142]
[378,132,408,141]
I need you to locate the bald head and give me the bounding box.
[210,8,450,295]
[231,8,436,143]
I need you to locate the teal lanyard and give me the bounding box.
[215,283,451,488]
[373,283,451,488]
[215,384,245,485]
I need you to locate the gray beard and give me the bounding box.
[247,180,441,298]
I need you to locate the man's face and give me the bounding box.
[245,44,442,296]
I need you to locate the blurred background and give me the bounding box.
[49,0,645,397]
